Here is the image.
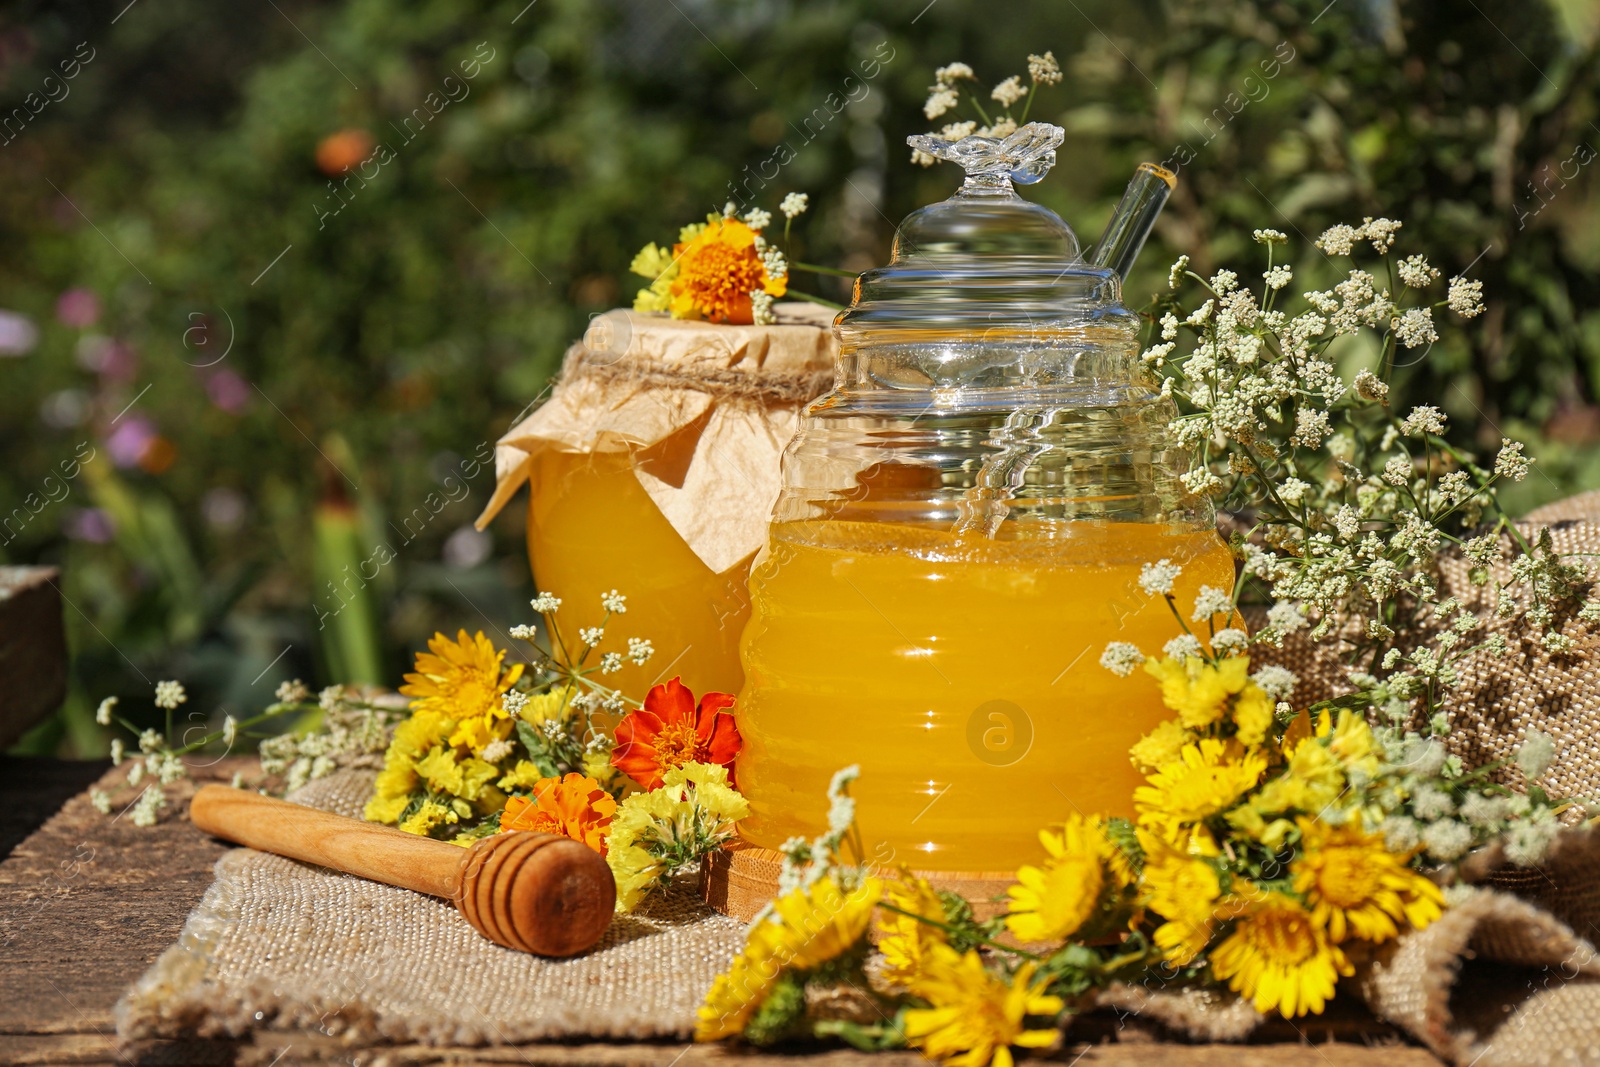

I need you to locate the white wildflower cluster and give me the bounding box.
[259,687,401,791]
[1138,557,1183,596]
[626,637,654,666]
[95,696,118,726]
[601,589,627,613]
[531,591,562,613]
[749,289,775,326]
[912,54,1060,166]
[741,206,772,231]
[153,680,187,710]
[578,626,606,647]
[1129,217,1594,777]
[1373,726,1565,867]
[779,192,809,220]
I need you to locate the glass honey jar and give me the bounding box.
[733,124,1235,871]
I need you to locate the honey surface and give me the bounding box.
[526,449,750,702]
[735,518,1236,870]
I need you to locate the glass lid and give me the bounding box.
[839,122,1132,342]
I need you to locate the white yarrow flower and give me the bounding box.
[934,62,976,84]
[1400,404,1447,437]
[1263,265,1292,290]
[1422,818,1473,861]
[599,651,624,674]
[1191,585,1234,622]
[110,738,124,765]
[1210,628,1249,653]
[95,696,118,726]
[601,589,627,613]
[1099,641,1145,677]
[274,679,310,704]
[1167,255,1189,290]
[627,637,654,665]
[1317,224,1359,256]
[1446,276,1484,318]
[131,787,167,828]
[509,624,536,640]
[479,738,513,764]
[989,75,1026,108]
[742,207,772,231]
[1138,558,1182,596]
[1493,439,1531,481]
[1516,729,1557,780]
[222,715,237,747]
[1163,634,1203,660]
[1252,228,1288,244]
[90,789,112,814]
[1267,600,1309,634]
[502,690,530,718]
[1397,254,1439,288]
[1251,665,1298,701]
[579,626,605,647]
[153,680,187,710]
[924,85,960,119]
[531,592,563,613]
[1391,307,1438,348]
[779,192,809,219]
[1027,52,1062,85]
[750,289,776,326]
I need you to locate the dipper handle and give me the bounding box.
[189,785,614,956]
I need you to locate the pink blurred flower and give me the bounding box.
[206,369,251,413]
[65,508,115,543]
[56,288,101,329]
[0,310,38,355]
[106,416,156,468]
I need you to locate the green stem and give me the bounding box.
[874,902,1043,960]
[792,262,857,278]
[786,290,847,311]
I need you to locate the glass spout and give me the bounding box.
[1087,163,1176,281]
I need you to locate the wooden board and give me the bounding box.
[0,567,68,749]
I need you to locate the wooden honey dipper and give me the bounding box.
[189,785,615,957]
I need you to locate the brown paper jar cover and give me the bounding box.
[475,303,838,575]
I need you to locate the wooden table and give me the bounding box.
[0,757,1444,1066]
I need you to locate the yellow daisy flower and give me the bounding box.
[1254,735,1344,815]
[1129,718,1195,773]
[877,871,949,988]
[1004,814,1121,943]
[398,798,457,836]
[1209,892,1352,1018]
[1137,830,1223,965]
[400,628,522,731]
[1291,819,1444,943]
[695,874,880,1041]
[1134,738,1267,839]
[902,946,1063,1067]
[1143,655,1251,730]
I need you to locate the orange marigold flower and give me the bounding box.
[611,677,741,790]
[500,772,617,855]
[669,217,787,325]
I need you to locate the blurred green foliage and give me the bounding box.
[2,0,1598,755]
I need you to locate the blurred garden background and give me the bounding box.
[4,0,1600,756]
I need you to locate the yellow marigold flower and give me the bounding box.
[1143,655,1251,730]
[401,629,522,726]
[414,748,503,807]
[608,843,664,913]
[1255,735,1344,815]
[667,217,786,325]
[901,946,1063,1067]
[1130,718,1195,773]
[1137,830,1223,966]
[1224,803,1296,850]
[1232,683,1275,747]
[448,708,514,754]
[1134,738,1266,838]
[1291,819,1444,943]
[398,798,458,837]
[1322,709,1383,780]
[1209,892,1352,1018]
[389,708,454,762]
[520,685,577,726]
[497,759,545,792]
[1004,814,1120,942]
[695,875,880,1041]
[877,871,948,988]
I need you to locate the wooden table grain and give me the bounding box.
[0,757,1444,1066]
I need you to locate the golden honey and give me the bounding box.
[735,519,1235,870]
[526,449,749,701]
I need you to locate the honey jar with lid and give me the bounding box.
[733,124,1235,872]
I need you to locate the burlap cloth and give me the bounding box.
[118,497,1600,1063]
